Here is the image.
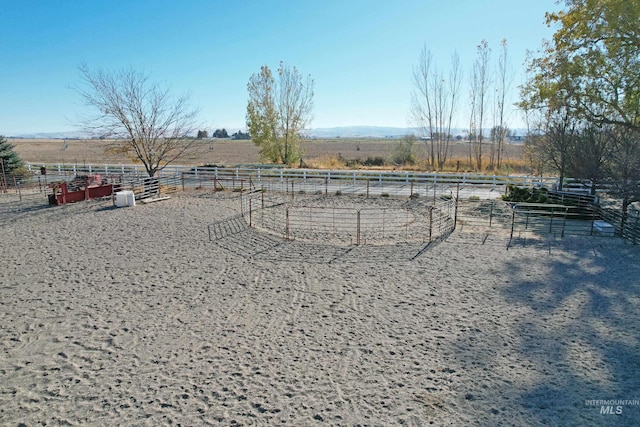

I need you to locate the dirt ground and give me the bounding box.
[1,193,638,426]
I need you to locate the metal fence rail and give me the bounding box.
[113,174,182,200]
[240,190,455,246]
[454,199,639,244]
[26,162,560,190]
[12,162,638,245]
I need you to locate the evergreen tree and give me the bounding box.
[212,128,229,138]
[0,135,24,174]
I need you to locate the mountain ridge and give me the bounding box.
[8,126,526,140]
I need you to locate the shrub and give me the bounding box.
[502,184,549,203]
[391,135,416,166]
[363,156,386,167]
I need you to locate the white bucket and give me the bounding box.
[116,190,136,207]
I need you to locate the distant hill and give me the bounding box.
[306,126,418,139]
[8,131,89,139]
[10,127,416,140]
[9,126,527,140]
[306,126,527,139]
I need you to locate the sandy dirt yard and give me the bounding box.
[1,191,638,426]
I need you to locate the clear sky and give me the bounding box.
[0,0,561,135]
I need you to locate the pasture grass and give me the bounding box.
[304,153,531,175]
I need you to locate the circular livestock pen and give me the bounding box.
[241,190,456,246]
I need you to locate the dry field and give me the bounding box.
[10,138,525,170]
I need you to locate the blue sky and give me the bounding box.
[0,0,561,135]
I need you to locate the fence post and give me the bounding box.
[249,199,252,227]
[285,207,290,240]
[433,181,436,205]
[633,212,639,245]
[489,200,494,227]
[381,208,386,238]
[429,207,433,242]
[357,210,361,245]
[0,160,6,193]
[454,183,460,228]
[15,177,22,201]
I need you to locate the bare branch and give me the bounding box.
[74,64,200,177]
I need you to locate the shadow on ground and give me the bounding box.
[448,233,640,426]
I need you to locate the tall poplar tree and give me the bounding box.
[246,62,314,165]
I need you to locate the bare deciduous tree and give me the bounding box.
[492,39,513,169]
[469,40,492,171]
[75,64,200,177]
[411,46,461,170]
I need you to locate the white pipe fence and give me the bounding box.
[13,162,639,244]
[26,162,560,190]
